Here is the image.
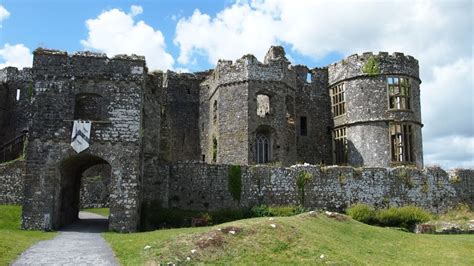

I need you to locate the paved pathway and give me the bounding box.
[13,212,118,266]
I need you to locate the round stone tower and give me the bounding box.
[328,52,423,167]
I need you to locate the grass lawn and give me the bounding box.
[0,205,57,266]
[104,212,474,265]
[81,208,110,218]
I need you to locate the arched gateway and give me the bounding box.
[21,49,145,232]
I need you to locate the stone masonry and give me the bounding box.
[0,46,471,232]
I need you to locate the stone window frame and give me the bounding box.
[389,122,414,163]
[255,133,271,164]
[330,83,346,117]
[387,76,411,110]
[333,127,348,165]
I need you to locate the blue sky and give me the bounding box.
[0,0,472,169]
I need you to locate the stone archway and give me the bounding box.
[57,154,110,228]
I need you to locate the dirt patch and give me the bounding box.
[196,231,226,249]
[219,226,243,234]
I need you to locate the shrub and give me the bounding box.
[346,204,377,224]
[346,204,432,231]
[296,171,313,205]
[377,206,431,230]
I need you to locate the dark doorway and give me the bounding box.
[57,154,111,229]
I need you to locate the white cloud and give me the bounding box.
[0,43,33,69]
[0,5,10,26]
[174,0,473,169]
[81,6,174,70]
[130,5,143,17]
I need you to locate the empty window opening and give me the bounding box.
[390,123,414,163]
[300,116,307,136]
[16,89,20,101]
[306,72,312,83]
[330,83,346,117]
[333,127,348,165]
[256,133,270,164]
[202,154,205,162]
[388,77,411,110]
[285,95,295,123]
[74,93,107,121]
[213,100,218,123]
[257,94,270,117]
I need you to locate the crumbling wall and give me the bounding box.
[294,66,333,165]
[0,159,25,204]
[142,163,472,215]
[450,169,474,209]
[0,67,32,147]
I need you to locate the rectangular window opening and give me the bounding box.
[388,76,411,110]
[333,127,348,165]
[16,89,20,101]
[390,123,414,163]
[300,116,307,136]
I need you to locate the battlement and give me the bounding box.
[0,67,33,83]
[207,47,296,90]
[328,51,419,85]
[32,48,146,79]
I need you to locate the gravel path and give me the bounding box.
[13,212,118,266]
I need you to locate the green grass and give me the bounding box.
[81,208,110,218]
[104,212,474,265]
[0,205,56,266]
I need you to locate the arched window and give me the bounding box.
[74,93,107,121]
[256,133,270,164]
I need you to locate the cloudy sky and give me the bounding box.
[0,0,472,169]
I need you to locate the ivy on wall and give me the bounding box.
[296,170,313,206]
[228,165,242,202]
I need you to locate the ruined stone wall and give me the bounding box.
[23,49,144,232]
[159,71,205,162]
[142,162,472,215]
[328,52,422,167]
[0,67,32,146]
[0,159,25,204]
[450,169,474,209]
[294,66,333,165]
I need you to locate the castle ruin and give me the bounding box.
[0,46,471,232]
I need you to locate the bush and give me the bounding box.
[346,204,432,231]
[346,204,377,225]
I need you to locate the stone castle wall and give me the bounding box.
[0,159,25,204]
[142,162,474,214]
[2,160,473,221]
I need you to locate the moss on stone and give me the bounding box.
[362,56,380,75]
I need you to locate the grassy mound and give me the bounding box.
[0,205,56,265]
[104,212,474,265]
